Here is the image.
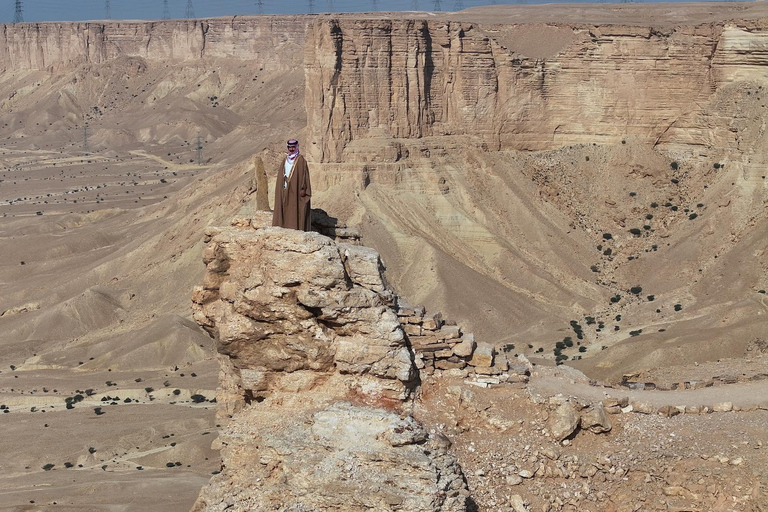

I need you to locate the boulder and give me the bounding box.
[580,403,612,433]
[548,402,580,441]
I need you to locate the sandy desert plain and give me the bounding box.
[1,3,768,511]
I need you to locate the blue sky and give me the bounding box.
[5,0,485,21]
[4,0,724,22]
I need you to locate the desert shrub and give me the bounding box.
[671,178,679,184]
[670,161,678,170]
[674,304,683,311]
[671,206,678,211]
[584,316,596,325]
[629,329,642,337]
[629,192,637,197]
[610,295,621,303]
[697,203,704,208]
[42,464,54,471]
[94,407,105,416]
[173,389,181,396]
[689,213,698,220]
[190,394,206,403]
[651,202,659,208]
[602,233,613,240]
[144,387,154,393]
[603,248,612,256]
[645,214,653,220]
[630,286,642,294]
[713,162,722,169]
[629,228,642,236]
[579,346,587,353]
[647,295,655,301]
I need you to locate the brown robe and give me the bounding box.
[272,154,312,231]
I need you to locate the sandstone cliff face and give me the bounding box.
[304,19,768,162]
[191,225,470,511]
[0,17,307,71]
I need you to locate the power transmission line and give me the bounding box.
[433,0,442,10]
[308,0,315,14]
[13,0,23,23]
[453,0,463,9]
[186,0,196,18]
[256,0,264,14]
[105,0,111,19]
[162,0,170,20]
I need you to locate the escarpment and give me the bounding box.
[191,223,471,511]
[305,17,768,162]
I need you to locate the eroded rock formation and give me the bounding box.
[191,225,470,511]
[304,18,768,162]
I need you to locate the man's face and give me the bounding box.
[287,144,297,152]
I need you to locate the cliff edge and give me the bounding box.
[191,224,470,510]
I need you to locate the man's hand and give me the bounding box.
[300,190,307,197]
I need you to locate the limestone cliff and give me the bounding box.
[304,17,768,161]
[0,17,306,71]
[191,225,470,511]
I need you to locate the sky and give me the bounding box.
[3,0,721,23]
[4,0,485,21]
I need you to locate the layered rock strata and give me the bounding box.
[191,224,470,510]
[304,18,768,162]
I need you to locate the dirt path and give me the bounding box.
[528,367,768,409]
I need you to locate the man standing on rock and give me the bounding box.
[272,138,312,231]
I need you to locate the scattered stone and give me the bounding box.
[509,494,528,512]
[519,469,534,478]
[658,405,680,417]
[580,403,612,433]
[631,401,655,414]
[469,343,494,368]
[548,402,580,441]
[506,474,523,486]
[712,401,733,412]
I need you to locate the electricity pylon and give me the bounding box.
[162,0,171,20]
[186,0,196,18]
[105,0,111,19]
[13,0,23,23]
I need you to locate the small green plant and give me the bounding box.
[670,161,678,170]
[578,346,587,353]
[689,213,698,220]
[650,202,659,208]
[173,389,181,395]
[94,407,105,416]
[602,233,613,240]
[42,464,55,471]
[647,295,655,301]
[630,286,642,295]
[674,304,683,311]
[88,447,96,454]
[629,228,642,236]
[144,387,154,393]
[610,295,621,303]
[629,329,643,337]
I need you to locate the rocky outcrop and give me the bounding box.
[191,224,470,511]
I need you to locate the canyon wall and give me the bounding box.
[305,18,768,162]
[0,17,307,71]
